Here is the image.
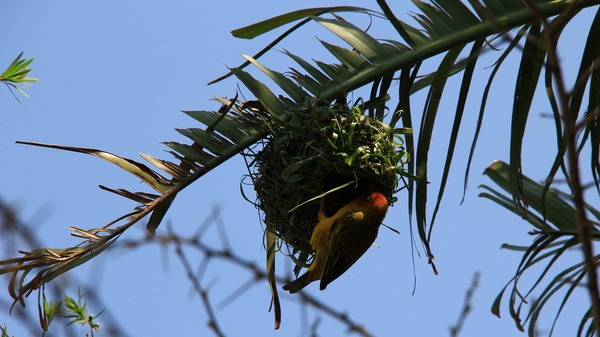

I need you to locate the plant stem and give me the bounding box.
[565,103,600,337]
[544,7,600,334]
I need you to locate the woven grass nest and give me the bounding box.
[246,100,408,271]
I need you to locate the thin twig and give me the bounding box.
[449,272,480,337]
[296,292,375,337]
[115,208,376,336]
[168,224,226,337]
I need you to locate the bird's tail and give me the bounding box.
[282,273,314,294]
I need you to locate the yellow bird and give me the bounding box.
[282,185,389,293]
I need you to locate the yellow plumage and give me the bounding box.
[282,189,389,293]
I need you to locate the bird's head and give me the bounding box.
[365,190,389,213]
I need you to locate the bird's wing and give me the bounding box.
[319,210,372,290]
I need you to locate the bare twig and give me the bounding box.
[113,206,376,337]
[295,292,375,337]
[168,224,226,337]
[450,272,480,337]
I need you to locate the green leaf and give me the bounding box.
[509,24,544,212]
[320,40,371,73]
[462,26,529,202]
[230,67,289,118]
[241,55,308,103]
[415,45,465,255]
[146,195,176,234]
[231,6,378,39]
[312,15,393,65]
[430,39,484,233]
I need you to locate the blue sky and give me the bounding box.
[1,1,595,336]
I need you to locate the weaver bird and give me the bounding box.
[282,180,389,293]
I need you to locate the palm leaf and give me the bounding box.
[2,97,270,306]
[481,160,600,336]
[212,0,600,272]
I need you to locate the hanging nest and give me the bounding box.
[245,99,409,271]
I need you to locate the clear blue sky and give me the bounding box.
[1,1,594,336]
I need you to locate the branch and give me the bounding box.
[114,207,376,336]
[538,1,600,334]
[450,272,480,337]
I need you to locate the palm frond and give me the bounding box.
[214,0,600,271]
[223,0,600,100]
[482,160,600,336]
[1,97,269,306]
